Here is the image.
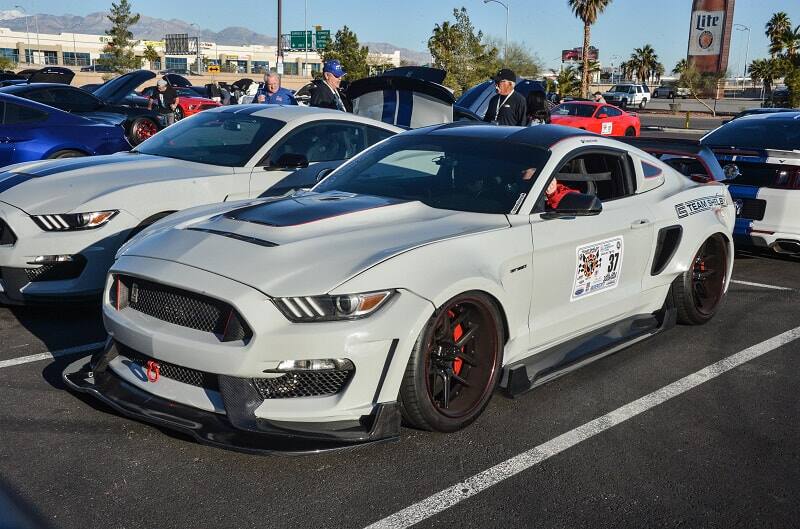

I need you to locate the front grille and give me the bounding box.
[111,275,252,342]
[252,369,354,399]
[119,344,219,391]
[735,198,767,221]
[0,219,17,245]
[25,255,86,282]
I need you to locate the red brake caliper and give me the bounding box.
[449,310,464,376]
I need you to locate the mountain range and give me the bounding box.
[0,10,430,64]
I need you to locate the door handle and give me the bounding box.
[630,219,651,229]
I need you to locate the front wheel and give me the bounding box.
[128,118,159,146]
[624,126,637,136]
[669,235,729,325]
[399,292,504,432]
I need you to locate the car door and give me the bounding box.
[251,121,394,197]
[528,148,655,349]
[595,106,616,136]
[602,106,624,135]
[0,101,49,166]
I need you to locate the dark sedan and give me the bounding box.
[0,70,168,145]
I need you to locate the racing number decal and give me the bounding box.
[571,236,624,301]
[600,122,613,135]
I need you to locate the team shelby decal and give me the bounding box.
[674,194,726,219]
[571,236,623,301]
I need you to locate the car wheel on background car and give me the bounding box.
[624,127,637,136]
[639,99,647,109]
[399,291,504,433]
[48,149,86,159]
[669,234,728,325]
[128,118,159,146]
[174,107,184,121]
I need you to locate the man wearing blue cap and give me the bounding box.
[310,59,350,112]
[254,72,297,105]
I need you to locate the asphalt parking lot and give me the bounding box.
[1,246,798,529]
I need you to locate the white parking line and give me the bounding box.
[0,341,105,370]
[365,325,800,529]
[731,280,793,291]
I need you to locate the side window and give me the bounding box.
[24,88,58,107]
[58,88,101,112]
[366,126,394,146]
[551,151,635,204]
[604,106,623,117]
[268,122,368,165]
[4,102,48,125]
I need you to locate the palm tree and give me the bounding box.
[672,58,688,76]
[748,58,782,94]
[628,44,659,83]
[779,25,800,58]
[653,63,665,84]
[568,0,613,97]
[765,12,792,56]
[553,66,580,96]
[578,59,601,82]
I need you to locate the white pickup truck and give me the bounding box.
[602,84,649,109]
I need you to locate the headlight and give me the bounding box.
[274,290,395,322]
[31,211,118,232]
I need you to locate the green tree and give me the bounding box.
[749,57,784,93]
[0,56,14,71]
[568,0,613,98]
[98,0,141,73]
[142,44,159,69]
[677,64,725,114]
[672,58,688,76]
[487,38,541,78]
[428,7,500,95]
[784,67,800,107]
[766,12,792,57]
[553,65,580,96]
[321,26,369,81]
[627,44,661,83]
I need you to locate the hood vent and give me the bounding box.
[186,227,278,247]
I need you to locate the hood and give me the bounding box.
[122,191,509,296]
[81,111,128,127]
[0,154,229,214]
[163,73,192,88]
[349,76,455,128]
[93,70,156,105]
[27,66,75,85]
[381,67,447,84]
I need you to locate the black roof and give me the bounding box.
[413,122,595,147]
[0,83,87,94]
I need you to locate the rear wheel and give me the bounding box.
[128,118,159,146]
[669,235,729,325]
[399,292,503,432]
[624,126,637,136]
[48,149,86,159]
[639,98,648,109]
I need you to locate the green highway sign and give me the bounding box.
[315,30,331,50]
[290,30,312,50]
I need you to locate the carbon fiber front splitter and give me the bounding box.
[62,342,401,456]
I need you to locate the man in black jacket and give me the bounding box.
[483,68,527,126]
[310,60,351,112]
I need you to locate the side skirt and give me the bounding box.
[501,306,677,397]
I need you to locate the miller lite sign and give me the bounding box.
[687,0,735,74]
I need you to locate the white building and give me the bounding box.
[0,27,403,76]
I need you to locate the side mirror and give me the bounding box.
[596,113,608,119]
[542,192,602,219]
[316,167,334,183]
[270,153,309,170]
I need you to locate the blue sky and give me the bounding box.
[17,0,800,71]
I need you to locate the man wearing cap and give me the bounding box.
[483,68,527,126]
[147,79,179,125]
[310,59,350,112]
[255,72,297,105]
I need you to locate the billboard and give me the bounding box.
[562,46,599,62]
[165,34,190,55]
[687,0,735,73]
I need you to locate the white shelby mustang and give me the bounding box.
[65,124,736,453]
[0,106,399,304]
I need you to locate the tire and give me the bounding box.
[128,118,159,146]
[653,92,659,99]
[48,149,86,159]
[669,234,729,325]
[639,98,647,109]
[399,292,504,433]
[624,127,636,137]
[124,211,177,242]
[174,107,184,121]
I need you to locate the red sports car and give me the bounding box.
[550,101,640,137]
[141,86,221,120]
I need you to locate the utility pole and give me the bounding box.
[276,0,284,74]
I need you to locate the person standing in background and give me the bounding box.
[147,79,178,126]
[254,72,297,105]
[483,68,527,126]
[310,60,350,112]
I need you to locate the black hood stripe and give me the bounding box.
[224,192,408,227]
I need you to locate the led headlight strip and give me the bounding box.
[274,290,395,322]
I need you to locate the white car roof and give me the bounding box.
[209,104,401,130]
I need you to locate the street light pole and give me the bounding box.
[190,23,201,74]
[14,5,30,65]
[483,0,508,63]
[734,24,750,96]
[276,0,283,74]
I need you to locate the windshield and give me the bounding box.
[609,85,632,93]
[703,118,800,152]
[314,135,550,214]
[552,103,596,118]
[135,112,286,166]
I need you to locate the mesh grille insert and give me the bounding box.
[119,344,220,391]
[112,275,252,342]
[252,369,354,399]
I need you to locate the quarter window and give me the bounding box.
[269,122,368,164]
[3,102,48,125]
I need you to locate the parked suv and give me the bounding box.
[603,83,649,109]
[653,82,689,99]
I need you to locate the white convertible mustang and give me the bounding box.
[65,124,735,453]
[0,106,399,304]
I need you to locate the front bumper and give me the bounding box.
[63,340,402,455]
